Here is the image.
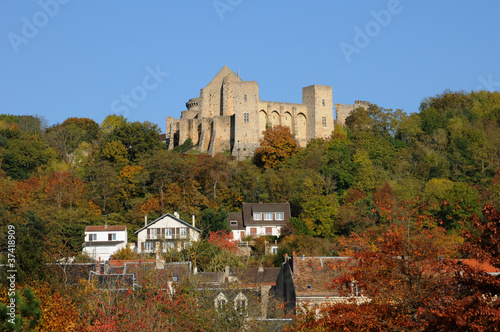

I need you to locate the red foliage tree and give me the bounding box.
[207,230,238,254]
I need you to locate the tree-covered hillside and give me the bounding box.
[1,91,499,258]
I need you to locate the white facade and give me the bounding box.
[230,225,282,241]
[135,213,201,253]
[83,225,128,261]
[228,203,291,242]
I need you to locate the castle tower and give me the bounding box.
[302,85,334,140]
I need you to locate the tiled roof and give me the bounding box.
[242,203,291,226]
[292,256,349,297]
[457,259,500,274]
[86,225,126,232]
[231,267,281,286]
[228,212,244,230]
[134,213,201,234]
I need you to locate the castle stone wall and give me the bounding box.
[165,66,364,158]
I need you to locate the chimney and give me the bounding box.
[224,265,230,282]
[292,252,298,275]
[258,265,264,273]
[104,222,108,229]
[192,214,195,228]
[144,215,148,226]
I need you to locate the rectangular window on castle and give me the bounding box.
[244,113,249,123]
[322,117,327,127]
[244,94,247,102]
[322,99,325,106]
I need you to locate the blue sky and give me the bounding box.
[1,1,499,132]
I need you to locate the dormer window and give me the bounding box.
[275,212,284,220]
[88,234,96,241]
[108,233,116,241]
[230,220,238,226]
[253,213,262,220]
[264,213,273,221]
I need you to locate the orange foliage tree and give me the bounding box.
[292,204,461,331]
[253,125,300,169]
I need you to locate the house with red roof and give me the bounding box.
[83,223,128,261]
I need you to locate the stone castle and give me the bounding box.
[165,66,367,158]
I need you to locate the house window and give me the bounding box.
[322,117,327,127]
[351,281,361,297]
[214,293,228,312]
[230,220,238,226]
[165,228,172,239]
[234,293,248,316]
[180,228,187,239]
[244,113,249,123]
[265,227,272,236]
[272,247,279,254]
[144,242,154,253]
[88,234,96,242]
[250,228,257,236]
[275,212,284,220]
[253,213,262,220]
[172,276,179,282]
[108,233,116,241]
[244,94,247,102]
[148,228,158,240]
[264,213,273,221]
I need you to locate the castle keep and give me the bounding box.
[165,66,365,158]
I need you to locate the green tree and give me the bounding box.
[198,207,229,238]
[104,121,162,161]
[100,114,127,135]
[1,134,54,180]
[0,288,41,332]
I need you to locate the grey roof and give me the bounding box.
[242,203,291,227]
[134,213,201,235]
[228,211,244,230]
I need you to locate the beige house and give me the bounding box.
[135,213,201,253]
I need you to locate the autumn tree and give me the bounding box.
[253,125,300,169]
[424,204,500,331]
[292,201,461,331]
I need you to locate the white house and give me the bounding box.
[227,203,291,242]
[83,224,128,261]
[135,213,201,253]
